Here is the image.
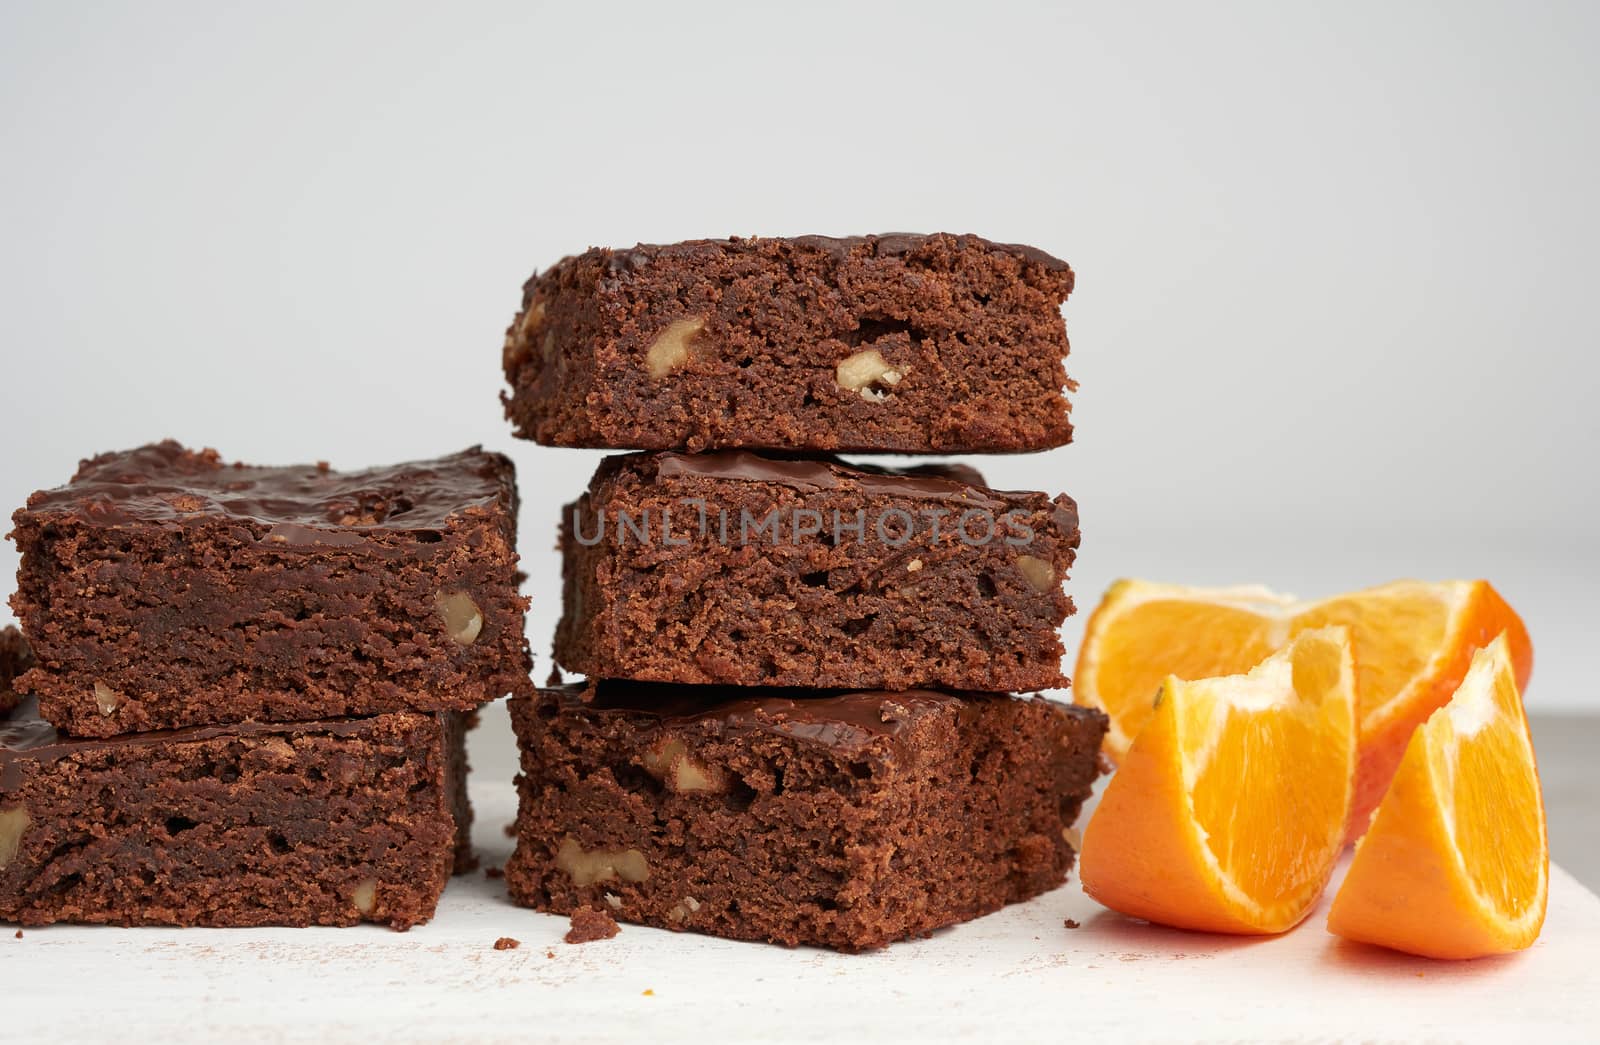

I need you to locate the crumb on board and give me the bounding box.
[565,906,621,944]
[1063,918,1080,930]
[642,989,655,997]
[13,930,21,939]
[503,821,517,838]
[484,866,505,880]
[493,937,520,951]
[546,950,556,959]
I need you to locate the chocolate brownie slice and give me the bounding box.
[505,682,1107,952]
[0,697,472,929]
[502,233,1075,453]
[8,442,530,737]
[554,451,1079,692]
[0,627,29,714]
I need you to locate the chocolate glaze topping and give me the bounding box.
[647,451,1032,510]
[0,696,411,791]
[655,451,840,491]
[591,233,1071,277]
[542,681,976,756]
[21,441,511,532]
[788,233,1071,273]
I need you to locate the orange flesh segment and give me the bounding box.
[1081,628,1356,935]
[1293,584,1457,732]
[1328,636,1548,959]
[1092,597,1282,752]
[1432,640,1546,922]
[1185,631,1354,909]
[1074,579,1532,835]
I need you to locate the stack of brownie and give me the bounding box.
[498,233,1109,951]
[1,444,530,929]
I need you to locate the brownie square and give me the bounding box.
[554,451,1079,692]
[8,442,530,737]
[0,696,473,930]
[502,233,1075,454]
[505,682,1107,952]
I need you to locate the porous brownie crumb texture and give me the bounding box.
[8,442,531,737]
[0,628,29,714]
[554,452,1079,691]
[564,906,621,943]
[505,687,1107,952]
[445,709,478,875]
[502,233,1075,454]
[0,708,471,929]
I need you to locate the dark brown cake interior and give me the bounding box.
[503,232,1075,453]
[0,627,29,714]
[9,441,530,736]
[506,683,1106,951]
[1,695,472,929]
[555,451,1079,691]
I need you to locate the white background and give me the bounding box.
[1,1,1595,709]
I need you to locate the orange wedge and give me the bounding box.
[1080,628,1356,934]
[1327,635,1548,959]
[1073,579,1532,833]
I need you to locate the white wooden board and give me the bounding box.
[3,775,1596,1045]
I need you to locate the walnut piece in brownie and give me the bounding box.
[564,906,620,944]
[503,233,1075,453]
[0,698,472,929]
[0,628,29,714]
[506,682,1107,952]
[555,451,1079,692]
[8,441,531,737]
